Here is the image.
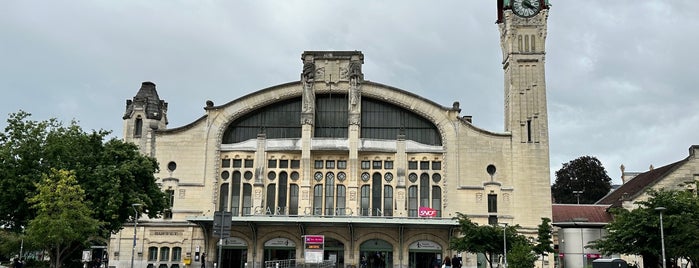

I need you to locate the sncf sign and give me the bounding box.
[418,207,437,217]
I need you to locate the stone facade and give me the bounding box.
[109,2,553,268]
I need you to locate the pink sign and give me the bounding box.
[418,207,437,217]
[304,235,324,244]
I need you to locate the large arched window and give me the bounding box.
[222,98,302,143]
[361,97,441,145]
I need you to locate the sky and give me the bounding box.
[1,1,698,185]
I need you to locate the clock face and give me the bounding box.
[512,0,541,18]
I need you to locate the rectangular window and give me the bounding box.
[172,247,182,261]
[372,161,382,169]
[159,247,170,261]
[408,186,418,217]
[488,194,498,213]
[383,186,393,217]
[408,161,418,170]
[148,247,158,261]
[164,189,174,219]
[384,161,394,169]
[488,215,498,226]
[289,184,299,215]
[268,159,277,168]
[313,185,323,216]
[242,184,252,215]
[432,186,442,217]
[325,160,335,169]
[361,161,371,169]
[420,161,430,170]
[336,185,346,216]
[361,185,370,216]
[233,159,242,168]
[134,118,143,137]
[244,159,254,168]
[432,161,442,170]
[222,159,231,168]
[279,160,289,168]
[291,160,300,169]
[315,160,324,169]
[337,160,347,169]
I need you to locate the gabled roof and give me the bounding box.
[595,159,687,207]
[552,204,612,227]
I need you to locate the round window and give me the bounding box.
[361,172,370,182]
[290,171,300,181]
[314,172,323,182]
[244,171,253,180]
[408,173,418,183]
[384,172,393,182]
[432,173,442,183]
[337,172,346,182]
[167,161,177,172]
[268,171,276,181]
[221,171,230,180]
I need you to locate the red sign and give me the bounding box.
[418,207,437,217]
[304,235,324,244]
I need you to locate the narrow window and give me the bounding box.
[219,183,229,212]
[531,34,536,51]
[164,189,174,219]
[361,185,370,216]
[420,173,430,207]
[527,119,532,142]
[325,173,335,215]
[289,184,299,215]
[383,186,393,217]
[313,185,323,215]
[231,172,241,216]
[266,184,276,214]
[134,118,143,137]
[278,172,288,214]
[372,173,382,216]
[242,184,252,215]
[336,185,346,216]
[432,186,441,217]
[408,186,418,217]
[488,193,498,213]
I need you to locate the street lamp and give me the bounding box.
[131,203,143,268]
[502,223,508,268]
[655,207,667,268]
[572,190,584,204]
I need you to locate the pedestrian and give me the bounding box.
[442,256,451,268]
[452,255,461,268]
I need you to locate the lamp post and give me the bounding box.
[655,207,666,268]
[131,203,143,268]
[502,223,508,268]
[572,190,584,204]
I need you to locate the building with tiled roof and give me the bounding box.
[551,204,612,268]
[597,145,699,210]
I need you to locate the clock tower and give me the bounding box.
[498,0,552,225]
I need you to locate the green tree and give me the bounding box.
[590,189,699,268]
[26,169,100,268]
[551,156,612,204]
[0,111,167,237]
[449,213,528,268]
[533,218,554,267]
[508,240,537,268]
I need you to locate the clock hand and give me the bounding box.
[523,0,534,9]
